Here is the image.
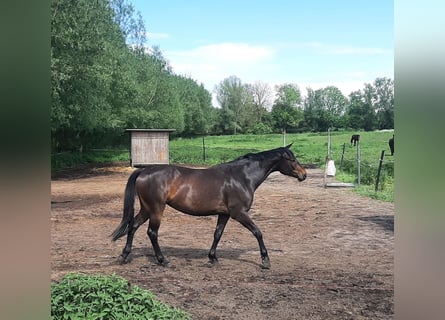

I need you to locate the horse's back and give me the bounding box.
[169,166,230,215]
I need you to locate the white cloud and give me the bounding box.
[158,41,392,107]
[164,42,276,91]
[171,42,274,62]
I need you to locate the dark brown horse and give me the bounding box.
[388,134,394,155]
[111,144,307,269]
[351,134,360,146]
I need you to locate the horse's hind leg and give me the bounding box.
[146,212,168,266]
[208,214,230,264]
[120,211,148,262]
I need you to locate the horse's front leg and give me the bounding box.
[232,211,270,269]
[208,214,230,264]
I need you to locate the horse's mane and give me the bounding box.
[234,147,289,162]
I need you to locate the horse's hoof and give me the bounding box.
[208,258,219,266]
[208,255,219,264]
[118,255,129,264]
[156,257,169,266]
[261,257,271,269]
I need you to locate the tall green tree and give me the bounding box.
[345,88,377,131]
[51,0,127,151]
[344,77,393,131]
[372,77,394,129]
[302,86,347,131]
[301,87,319,131]
[361,83,379,131]
[51,0,216,151]
[110,0,146,50]
[271,84,303,136]
[172,76,212,136]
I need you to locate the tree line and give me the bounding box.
[51,0,393,153]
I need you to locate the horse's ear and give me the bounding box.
[285,143,293,149]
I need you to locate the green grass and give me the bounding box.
[51,150,130,171]
[51,273,191,320]
[170,131,394,202]
[51,130,394,202]
[170,131,394,166]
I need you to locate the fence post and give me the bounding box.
[357,140,361,186]
[375,150,385,192]
[202,136,206,162]
[340,143,346,171]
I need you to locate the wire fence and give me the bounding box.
[327,142,394,191]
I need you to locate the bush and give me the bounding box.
[248,123,273,134]
[359,163,377,185]
[51,273,190,320]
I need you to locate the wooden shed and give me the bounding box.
[126,129,175,167]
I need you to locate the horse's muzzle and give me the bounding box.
[294,170,307,182]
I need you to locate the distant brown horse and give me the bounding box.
[111,145,307,269]
[351,134,360,146]
[388,135,394,155]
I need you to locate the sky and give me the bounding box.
[130,0,393,104]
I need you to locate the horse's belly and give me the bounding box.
[167,192,227,216]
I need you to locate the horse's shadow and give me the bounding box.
[118,246,259,267]
[358,215,394,232]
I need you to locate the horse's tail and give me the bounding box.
[111,168,143,241]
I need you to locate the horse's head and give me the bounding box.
[277,144,307,182]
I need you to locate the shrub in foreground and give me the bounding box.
[51,273,190,320]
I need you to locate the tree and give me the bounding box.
[247,81,273,122]
[361,83,379,131]
[319,86,347,128]
[214,76,251,134]
[345,89,377,131]
[110,0,146,50]
[301,87,319,131]
[51,0,216,151]
[302,86,347,131]
[51,0,127,151]
[372,77,394,129]
[345,90,366,130]
[271,84,303,143]
[177,77,212,136]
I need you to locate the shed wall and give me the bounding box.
[130,131,170,166]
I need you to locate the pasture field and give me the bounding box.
[170,130,394,166]
[170,130,394,202]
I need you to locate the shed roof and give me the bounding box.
[125,129,176,132]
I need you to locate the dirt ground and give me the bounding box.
[51,163,394,319]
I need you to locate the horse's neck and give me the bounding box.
[244,158,280,190]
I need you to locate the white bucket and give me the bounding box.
[327,160,336,176]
